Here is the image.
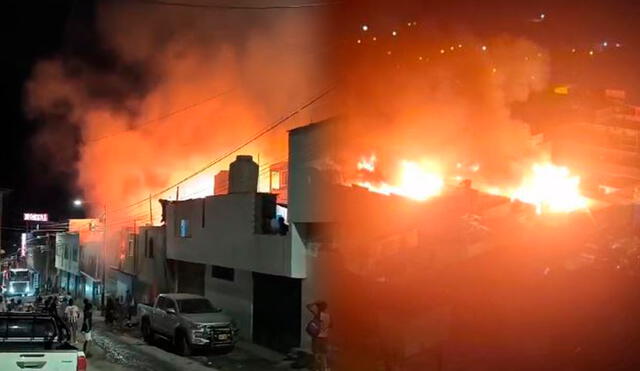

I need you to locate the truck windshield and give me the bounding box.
[177,299,220,314]
[10,271,29,281]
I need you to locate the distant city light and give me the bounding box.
[616,42,621,47]
[571,48,576,53]
[372,36,377,41]
[589,50,594,56]
[356,39,361,44]
[361,24,368,31]
[603,41,608,47]
[481,45,487,51]
[440,49,445,54]
[450,46,455,51]
[391,30,397,36]
[458,44,463,48]
[540,13,545,19]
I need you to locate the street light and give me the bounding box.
[73,199,107,312]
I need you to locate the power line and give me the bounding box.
[112,86,334,213]
[87,88,234,143]
[135,0,340,10]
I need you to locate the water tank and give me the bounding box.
[229,155,259,193]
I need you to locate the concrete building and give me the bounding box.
[54,232,80,296]
[68,219,103,305]
[164,154,304,353]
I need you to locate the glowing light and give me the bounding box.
[571,48,576,53]
[492,67,497,73]
[357,155,376,172]
[470,163,480,172]
[386,50,392,55]
[407,22,412,27]
[481,45,487,51]
[356,39,362,44]
[458,44,463,48]
[412,21,417,26]
[540,13,545,19]
[440,49,445,54]
[616,43,621,47]
[372,36,377,41]
[603,41,608,47]
[510,163,587,214]
[589,50,594,56]
[355,159,444,201]
[392,30,397,36]
[361,24,369,31]
[73,199,83,207]
[450,46,455,51]
[418,56,423,61]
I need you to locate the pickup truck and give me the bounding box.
[0,312,87,371]
[138,293,238,355]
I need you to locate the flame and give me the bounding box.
[356,159,444,201]
[357,154,377,172]
[510,163,588,214]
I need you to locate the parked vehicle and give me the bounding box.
[0,312,87,371]
[3,268,35,297]
[138,293,238,355]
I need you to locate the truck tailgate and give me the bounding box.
[0,350,77,371]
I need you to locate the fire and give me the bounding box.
[510,163,588,214]
[356,158,444,201]
[357,154,377,172]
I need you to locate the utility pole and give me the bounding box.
[149,194,153,225]
[101,204,107,311]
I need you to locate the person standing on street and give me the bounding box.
[306,301,331,371]
[81,298,93,353]
[0,296,6,312]
[64,299,81,343]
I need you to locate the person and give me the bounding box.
[105,297,115,325]
[278,216,289,235]
[64,299,81,343]
[0,296,6,312]
[81,298,93,354]
[47,296,58,317]
[306,301,331,371]
[16,299,23,312]
[7,298,15,312]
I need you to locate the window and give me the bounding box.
[178,298,220,314]
[211,265,234,281]
[148,238,155,259]
[157,297,168,310]
[271,171,281,190]
[178,219,191,238]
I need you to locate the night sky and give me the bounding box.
[1,0,640,249]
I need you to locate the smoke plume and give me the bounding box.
[26,1,329,220]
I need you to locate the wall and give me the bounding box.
[134,226,169,304]
[165,193,297,277]
[288,120,338,224]
[204,267,253,340]
[55,232,80,275]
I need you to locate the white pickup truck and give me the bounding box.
[0,312,86,371]
[138,293,238,356]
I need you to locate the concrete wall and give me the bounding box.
[134,226,169,304]
[55,232,80,275]
[165,193,298,277]
[288,121,339,224]
[204,267,253,340]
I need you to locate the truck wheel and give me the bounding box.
[141,319,154,344]
[176,332,192,356]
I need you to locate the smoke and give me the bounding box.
[26,1,328,219]
[335,25,550,188]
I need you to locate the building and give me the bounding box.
[164,154,304,352]
[69,219,103,305]
[54,232,80,296]
[269,161,289,204]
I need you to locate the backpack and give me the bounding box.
[305,317,322,338]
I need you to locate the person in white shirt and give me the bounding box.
[307,301,331,371]
[64,299,81,343]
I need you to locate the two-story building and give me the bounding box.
[54,232,80,296]
[164,154,304,353]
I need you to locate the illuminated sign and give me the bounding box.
[23,213,48,222]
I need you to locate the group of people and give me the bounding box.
[0,294,93,351]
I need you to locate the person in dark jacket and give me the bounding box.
[105,297,115,325]
[81,298,93,353]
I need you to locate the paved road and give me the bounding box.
[88,318,294,371]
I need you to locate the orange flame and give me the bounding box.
[356,159,444,201]
[509,163,588,214]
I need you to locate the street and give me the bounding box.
[88,316,291,371]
